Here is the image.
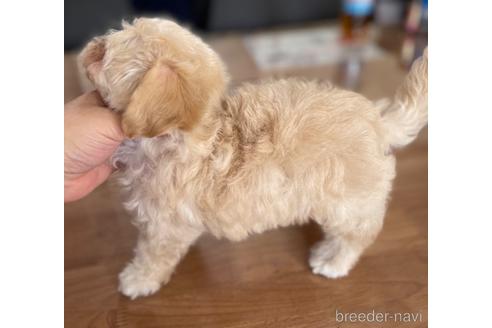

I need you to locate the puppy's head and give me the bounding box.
[79,18,228,138]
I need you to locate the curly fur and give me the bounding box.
[79,18,428,299]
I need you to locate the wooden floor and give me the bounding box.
[65,27,427,327]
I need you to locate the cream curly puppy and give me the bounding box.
[79,18,428,299]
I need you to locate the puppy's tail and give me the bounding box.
[380,48,428,149]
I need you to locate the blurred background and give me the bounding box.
[65,2,428,327]
[65,0,428,101]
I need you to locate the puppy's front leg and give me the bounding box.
[119,220,202,299]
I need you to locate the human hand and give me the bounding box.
[64,91,124,202]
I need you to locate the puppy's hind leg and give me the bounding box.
[119,219,203,299]
[309,202,385,279]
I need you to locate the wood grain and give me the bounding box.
[65,29,427,327]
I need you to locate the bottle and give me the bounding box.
[401,0,428,68]
[340,0,375,42]
[338,0,375,90]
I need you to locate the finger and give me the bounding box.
[81,92,125,142]
[93,106,125,143]
[64,163,113,202]
[67,92,125,143]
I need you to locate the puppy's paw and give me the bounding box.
[310,258,350,279]
[309,241,350,279]
[118,264,161,299]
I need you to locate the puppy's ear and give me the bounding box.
[122,60,202,138]
[78,37,106,82]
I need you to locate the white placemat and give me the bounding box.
[243,26,384,71]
